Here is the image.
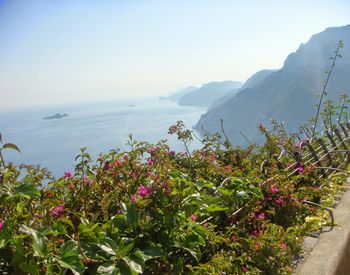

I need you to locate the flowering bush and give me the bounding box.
[0,123,348,274]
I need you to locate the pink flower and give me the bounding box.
[84,177,92,186]
[147,158,155,165]
[147,147,157,154]
[298,139,309,149]
[269,186,279,193]
[128,171,137,178]
[298,167,305,173]
[190,214,197,221]
[0,219,4,230]
[131,195,138,203]
[50,204,65,217]
[287,163,295,169]
[138,185,149,197]
[168,150,176,156]
[265,195,272,201]
[308,163,315,172]
[210,154,217,161]
[242,266,248,273]
[258,123,266,131]
[280,242,288,249]
[275,196,284,206]
[115,160,122,166]
[123,154,129,161]
[230,235,238,242]
[225,166,233,172]
[257,212,266,220]
[252,230,259,237]
[64,171,72,178]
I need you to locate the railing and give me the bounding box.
[261,121,350,182]
[272,122,350,230]
[224,122,350,228]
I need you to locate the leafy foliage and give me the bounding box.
[0,120,349,275]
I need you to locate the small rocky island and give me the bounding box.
[42,113,68,120]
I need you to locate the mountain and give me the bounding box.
[208,88,241,111]
[159,86,198,102]
[241,69,276,89]
[208,69,276,111]
[178,81,244,107]
[195,25,350,145]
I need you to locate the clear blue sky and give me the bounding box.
[0,0,349,109]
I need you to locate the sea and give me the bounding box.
[0,98,206,178]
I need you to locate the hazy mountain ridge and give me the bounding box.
[195,24,350,145]
[177,81,244,107]
[209,69,276,111]
[159,86,198,102]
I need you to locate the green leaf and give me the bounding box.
[182,246,201,262]
[123,257,143,274]
[195,179,215,190]
[11,238,25,266]
[140,246,165,261]
[19,259,39,274]
[42,223,67,236]
[97,261,119,275]
[96,244,117,256]
[217,187,235,196]
[2,143,21,153]
[206,204,229,213]
[19,225,48,257]
[117,262,134,275]
[58,217,75,231]
[78,222,99,240]
[58,259,83,275]
[58,240,84,275]
[16,201,24,213]
[120,241,134,257]
[122,203,140,229]
[236,190,248,198]
[15,183,40,198]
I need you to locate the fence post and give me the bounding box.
[305,139,326,177]
[316,138,333,167]
[325,130,339,151]
[340,123,349,139]
[334,128,350,163]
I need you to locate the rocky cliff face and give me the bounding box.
[195,25,350,145]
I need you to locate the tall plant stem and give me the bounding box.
[0,151,5,168]
[337,94,348,126]
[312,40,343,137]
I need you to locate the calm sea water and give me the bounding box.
[0,99,206,177]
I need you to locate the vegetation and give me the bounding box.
[0,110,349,274]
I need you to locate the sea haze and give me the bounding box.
[0,99,206,178]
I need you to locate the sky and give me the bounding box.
[0,0,349,110]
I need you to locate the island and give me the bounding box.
[42,113,69,120]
